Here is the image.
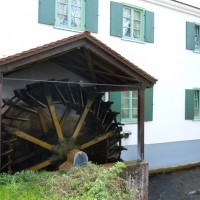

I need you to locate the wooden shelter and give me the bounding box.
[0,31,157,166]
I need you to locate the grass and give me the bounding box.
[0,162,135,200]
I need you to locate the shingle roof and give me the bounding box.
[0,31,157,87]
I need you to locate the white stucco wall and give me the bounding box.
[1,0,200,147]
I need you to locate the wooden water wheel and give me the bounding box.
[0,81,126,172]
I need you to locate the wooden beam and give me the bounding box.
[137,85,145,160]
[95,84,141,92]
[84,48,97,82]
[0,40,86,74]
[85,43,154,87]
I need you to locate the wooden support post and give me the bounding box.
[0,74,3,171]
[137,85,145,160]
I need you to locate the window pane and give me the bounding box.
[194,91,199,117]
[134,11,141,20]
[134,20,141,30]
[195,26,199,49]
[123,8,131,18]
[132,91,138,98]
[123,28,131,37]
[72,0,81,7]
[122,91,129,98]
[72,6,81,18]
[58,0,67,3]
[134,30,140,38]
[71,0,81,28]
[57,3,68,15]
[132,99,138,108]
[122,109,129,118]
[132,108,138,118]
[57,15,68,25]
[122,98,129,109]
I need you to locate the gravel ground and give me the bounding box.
[149,167,200,200]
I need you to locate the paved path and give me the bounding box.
[149,167,200,200]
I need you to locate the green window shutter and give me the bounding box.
[144,88,153,121]
[109,92,122,122]
[110,1,123,37]
[38,0,55,25]
[185,89,194,120]
[85,0,98,33]
[145,10,154,43]
[186,22,195,50]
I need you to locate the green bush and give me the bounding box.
[0,162,135,200]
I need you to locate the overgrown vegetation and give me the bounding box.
[0,162,136,200]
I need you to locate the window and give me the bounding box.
[110,1,154,43]
[185,89,200,120]
[186,22,200,51]
[56,0,84,30]
[110,88,153,123]
[195,25,200,50]
[122,6,144,40]
[121,91,138,122]
[194,90,199,118]
[38,0,98,33]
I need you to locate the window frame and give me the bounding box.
[195,24,200,50]
[122,3,145,42]
[55,0,85,31]
[194,89,200,120]
[121,91,138,123]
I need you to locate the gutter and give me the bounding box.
[143,0,200,17]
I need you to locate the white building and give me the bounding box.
[0,0,200,170]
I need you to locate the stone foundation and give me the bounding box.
[121,161,149,200]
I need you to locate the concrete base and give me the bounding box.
[121,161,149,200]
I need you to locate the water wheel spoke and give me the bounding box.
[43,82,64,141]
[72,97,95,140]
[60,107,71,128]
[80,130,115,150]
[38,110,49,134]
[46,96,64,140]
[8,129,53,151]
[11,152,36,166]
[28,160,52,170]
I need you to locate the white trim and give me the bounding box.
[142,0,200,17]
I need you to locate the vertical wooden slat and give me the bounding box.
[137,85,145,160]
[0,74,3,171]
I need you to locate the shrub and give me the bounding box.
[0,162,135,200]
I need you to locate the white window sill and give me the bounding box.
[54,25,84,33]
[193,49,200,54]
[193,118,200,121]
[121,37,145,44]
